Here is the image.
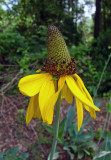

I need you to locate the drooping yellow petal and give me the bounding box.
[33,94,41,119]
[72,76,90,112]
[88,107,96,119]
[66,76,100,111]
[74,74,97,119]
[75,97,83,131]
[62,83,73,104]
[58,76,66,89]
[43,91,60,124]
[83,104,89,112]
[26,98,34,124]
[39,74,55,118]
[18,73,49,97]
[26,94,41,124]
[43,76,66,124]
[74,74,93,103]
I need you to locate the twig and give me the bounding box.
[0,69,23,94]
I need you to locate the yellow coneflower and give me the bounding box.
[18,26,100,131]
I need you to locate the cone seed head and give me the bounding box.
[47,25,71,64]
[42,26,76,77]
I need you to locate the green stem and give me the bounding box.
[97,53,111,92]
[49,91,61,160]
[95,112,109,154]
[95,96,111,154]
[103,113,111,160]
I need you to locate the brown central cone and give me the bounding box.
[42,26,76,77]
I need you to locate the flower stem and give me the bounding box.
[49,91,61,160]
[95,111,109,154]
[97,53,111,92]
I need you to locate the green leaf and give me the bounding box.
[64,105,74,133]
[103,131,111,140]
[78,115,93,136]
[63,146,74,160]
[19,153,29,158]
[6,147,18,156]
[18,109,25,113]
[48,152,59,160]
[42,123,54,134]
[58,117,67,139]
[67,150,74,160]
[86,141,97,150]
[93,151,111,160]
[68,126,75,138]
[70,144,77,152]
[106,102,111,113]
[83,149,90,155]
[68,123,78,138]
[102,133,111,151]
[78,150,84,159]
[0,152,3,160]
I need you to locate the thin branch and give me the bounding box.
[0,69,23,94]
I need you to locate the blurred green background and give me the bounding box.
[0,0,111,96]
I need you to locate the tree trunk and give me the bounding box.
[94,0,101,39]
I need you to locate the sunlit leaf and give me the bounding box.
[48,152,59,160]
[93,151,111,160]
[42,123,54,134]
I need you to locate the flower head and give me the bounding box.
[42,26,76,77]
[18,26,100,131]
